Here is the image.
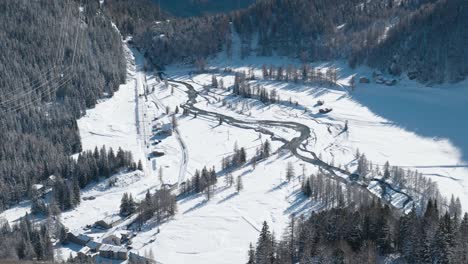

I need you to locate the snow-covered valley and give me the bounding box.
[3,0,467,263]
[2,40,468,264]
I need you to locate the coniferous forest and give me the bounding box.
[134,0,467,83]
[0,1,136,260]
[0,0,467,263]
[248,199,468,264]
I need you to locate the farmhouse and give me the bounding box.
[102,234,121,246]
[46,175,57,187]
[67,232,92,246]
[86,240,102,252]
[99,244,128,260]
[129,252,157,264]
[77,246,91,258]
[94,214,122,229]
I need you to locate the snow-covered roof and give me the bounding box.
[86,241,102,250]
[32,184,44,191]
[77,234,92,241]
[119,230,131,236]
[100,214,121,224]
[99,244,127,253]
[103,234,120,239]
[79,246,90,254]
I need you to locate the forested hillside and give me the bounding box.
[159,0,255,17]
[367,0,468,83]
[135,14,230,66]
[134,0,467,83]
[0,0,127,211]
[104,0,165,36]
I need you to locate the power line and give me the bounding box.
[0,0,75,108]
[0,76,73,115]
[1,0,83,114]
[0,66,73,107]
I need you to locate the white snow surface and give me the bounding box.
[131,155,315,264]
[77,43,145,168]
[2,29,467,264]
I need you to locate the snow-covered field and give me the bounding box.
[180,68,468,209]
[2,32,467,264]
[77,43,145,168]
[131,154,315,264]
[51,40,300,263]
[131,59,467,262]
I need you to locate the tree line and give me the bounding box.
[134,14,230,67]
[221,142,247,171]
[247,198,468,264]
[120,188,178,229]
[353,152,451,212]
[134,188,177,228]
[366,0,468,83]
[301,168,372,210]
[180,166,218,201]
[261,65,339,85]
[30,145,138,216]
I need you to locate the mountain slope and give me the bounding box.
[0,0,125,213]
[158,0,255,17]
[368,0,468,83]
[135,0,467,83]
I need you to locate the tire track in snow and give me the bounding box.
[231,206,260,233]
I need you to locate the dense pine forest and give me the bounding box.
[248,199,468,264]
[133,0,467,83]
[0,1,137,260]
[159,0,255,17]
[104,0,165,36]
[135,14,230,66]
[0,1,129,217]
[367,0,468,83]
[0,215,55,261]
[0,0,130,212]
